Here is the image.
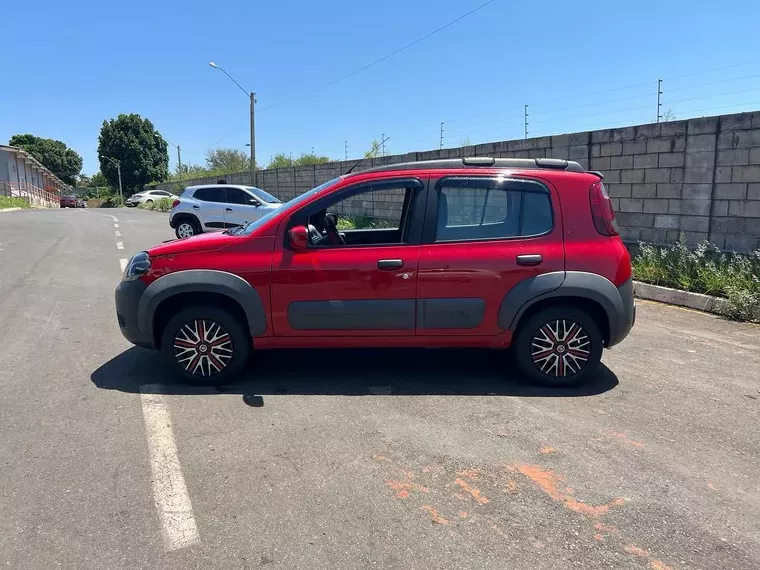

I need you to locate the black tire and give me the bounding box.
[512,305,603,387]
[146,199,153,204]
[174,217,200,239]
[160,306,250,384]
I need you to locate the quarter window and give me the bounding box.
[436,179,552,242]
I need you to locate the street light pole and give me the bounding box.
[116,161,123,204]
[209,61,256,187]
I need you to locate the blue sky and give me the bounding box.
[3,0,760,175]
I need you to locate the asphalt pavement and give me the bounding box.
[1,207,758,570]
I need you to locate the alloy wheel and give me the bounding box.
[530,319,591,378]
[173,319,233,377]
[177,222,195,238]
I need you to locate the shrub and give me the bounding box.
[0,196,30,209]
[138,197,173,212]
[101,195,125,208]
[632,240,760,322]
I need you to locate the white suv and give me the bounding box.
[169,184,282,238]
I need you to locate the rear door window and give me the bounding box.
[434,178,553,242]
[193,187,227,202]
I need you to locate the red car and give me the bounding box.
[116,157,634,386]
[60,195,78,208]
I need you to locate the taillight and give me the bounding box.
[171,199,180,208]
[589,181,619,236]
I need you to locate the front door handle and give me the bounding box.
[225,208,233,212]
[516,254,543,266]
[377,259,403,270]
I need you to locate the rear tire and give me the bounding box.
[160,306,250,385]
[512,305,603,387]
[175,218,199,239]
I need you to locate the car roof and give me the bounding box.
[353,157,587,176]
[185,184,253,191]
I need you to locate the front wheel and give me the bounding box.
[161,306,250,384]
[512,305,603,386]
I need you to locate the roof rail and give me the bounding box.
[357,157,585,175]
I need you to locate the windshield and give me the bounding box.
[237,177,341,236]
[245,186,281,203]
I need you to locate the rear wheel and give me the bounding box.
[513,305,603,386]
[175,218,199,239]
[160,306,250,384]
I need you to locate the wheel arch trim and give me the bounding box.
[137,269,266,340]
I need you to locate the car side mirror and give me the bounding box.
[289,225,309,250]
[249,198,262,207]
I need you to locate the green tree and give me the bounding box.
[266,153,294,169]
[98,114,169,195]
[293,153,331,166]
[8,134,83,185]
[205,148,250,173]
[364,139,381,158]
[91,171,109,188]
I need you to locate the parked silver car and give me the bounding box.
[169,184,282,238]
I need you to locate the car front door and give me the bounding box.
[270,176,427,337]
[415,175,564,337]
[224,187,262,227]
[193,186,228,230]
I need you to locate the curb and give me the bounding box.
[0,207,23,213]
[633,281,760,321]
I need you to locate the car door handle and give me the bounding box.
[225,208,233,212]
[377,259,403,270]
[516,254,543,266]
[192,205,200,210]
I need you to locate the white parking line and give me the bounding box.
[119,258,128,272]
[114,223,119,228]
[116,242,124,250]
[115,231,122,237]
[140,385,200,551]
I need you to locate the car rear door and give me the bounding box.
[192,186,228,230]
[415,174,564,337]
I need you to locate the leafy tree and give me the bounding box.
[293,153,331,166]
[98,114,169,195]
[267,153,294,169]
[364,139,381,158]
[8,134,83,185]
[91,171,109,188]
[76,173,92,187]
[205,148,250,173]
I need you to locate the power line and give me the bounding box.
[258,0,499,111]
[664,72,760,93]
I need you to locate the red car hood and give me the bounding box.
[148,231,234,257]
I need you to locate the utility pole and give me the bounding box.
[524,104,529,140]
[116,162,123,205]
[250,92,256,186]
[176,145,182,179]
[440,122,444,149]
[656,79,663,123]
[381,134,386,156]
[344,141,348,160]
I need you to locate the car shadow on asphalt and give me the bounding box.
[91,346,619,403]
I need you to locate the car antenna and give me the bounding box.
[344,135,390,175]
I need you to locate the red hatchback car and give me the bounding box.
[115,158,634,386]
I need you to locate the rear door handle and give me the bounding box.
[192,205,200,210]
[225,208,233,212]
[377,259,403,270]
[516,254,543,266]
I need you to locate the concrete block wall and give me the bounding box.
[149,111,760,252]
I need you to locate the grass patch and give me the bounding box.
[632,240,760,322]
[138,197,173,212]
[0,196,30,209]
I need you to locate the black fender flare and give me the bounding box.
[137,269,267,339]
[499,271,626,345]
[170,212,201,230]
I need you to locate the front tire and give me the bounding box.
[175,218,199,239]
[512,305,603,386]
[160,306,250,384]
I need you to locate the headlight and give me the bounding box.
[123,251,151,281]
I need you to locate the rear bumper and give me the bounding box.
[608,278,635,347]
[115,279,154,349]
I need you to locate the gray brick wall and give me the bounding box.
[149,110,760,252]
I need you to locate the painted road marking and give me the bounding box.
[114,223,119,228]
[116,242,124,250]
[140,385,200,551]
[81,209,119,222]
[115,231,122,237]
[119,258,128,272]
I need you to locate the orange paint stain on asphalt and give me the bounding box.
[421,505,449,525]
[503,479,519,493]
[422,465,445,475]
[594,522,620,535]
[386,480,429,499]
[458,468,481,480]
[707,480,718,490]
[515,464,625,517]
[650,560,673,570]
[458,511,468,518]
[594,533,604,541]
[539,445,557,454]
[624,544,650,558]
[455,478,490,505]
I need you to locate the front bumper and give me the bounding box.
[115,279,154,349]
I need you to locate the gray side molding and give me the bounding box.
[498,271,565,329]
[500,271,627,346]
[138,269,267,337]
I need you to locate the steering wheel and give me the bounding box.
[323,215,346,245]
